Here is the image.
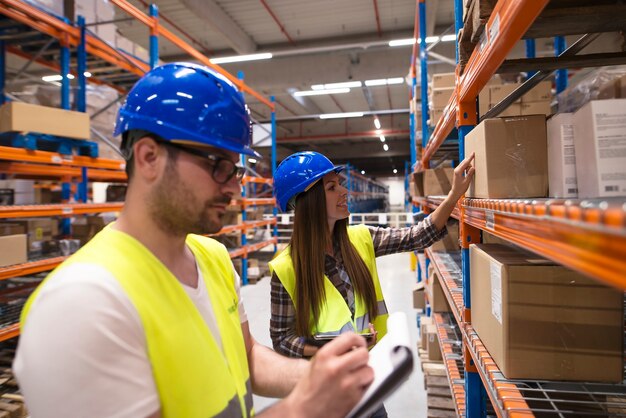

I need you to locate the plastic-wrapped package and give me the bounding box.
[556,66,626,113]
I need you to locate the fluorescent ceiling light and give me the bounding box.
[393,168,398,174]
[441,34,457,42]
[42,75,63,82]
[319,111,364,119]
[42,74,76,82]
[389,38,416,47]
[386,77,404,85]
[311,81,362,90]
[210,52,272,64]
[375,129,382,135]
[379,135,386,142]
[248,158,258,164]
[84,71,92,77]
[361,170,365,175]
[294,88,350,97]
[388,36,443,47]
[364,77,404,87]
[374,118,381,129]
[383,143,389,151]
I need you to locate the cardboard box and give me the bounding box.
[521,81,552,103]
[598,74,626,100]
[420,315,433,350]
[547,113,578,198]
[521,101,552,116]
[413,167,454,197]
[489,84,522,105]
[0,223,26,237]
[573,99,626,198]
[413,281,425,310]
[432,73,456,89]
[427,269,451,313]
[497,103,522,117]
[430,87,455,108]
[430,221,459,252]
[465,115,548,198]
[429,108,445,127]
[0,235,27,267]
[426,325,442,361]
[0,180,35,205]
[0,102,90,140]
[470,244,624,382]
[7,218,58,251]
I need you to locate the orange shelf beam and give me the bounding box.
[433,313,466,418]
[462,198,626,290]
[0,0,149,76]
[426,249,464,326]
[229,237,278,259]
[0,161,127,182]
[243,176,273,185]
[420,0,550,167]
[211,219,277,237]
[0,324,20,343]
[0,203,124,218]
[0,256,67,280]
[0,146,127,172]
[242,198,275,208]
[108,0,274,110]
[462,324,533,418]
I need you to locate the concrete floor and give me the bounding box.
[241,252,427,417]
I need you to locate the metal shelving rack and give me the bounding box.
[411,1,626,417]
[0,0,279,339]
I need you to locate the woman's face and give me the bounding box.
[323,172,349,222]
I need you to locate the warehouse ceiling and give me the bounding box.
[112,0,459,178]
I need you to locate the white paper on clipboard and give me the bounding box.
[346,312,414,418]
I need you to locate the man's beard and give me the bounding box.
[147,160,230,236]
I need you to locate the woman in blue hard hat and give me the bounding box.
[269,150,475,357]
[15,63,376,418]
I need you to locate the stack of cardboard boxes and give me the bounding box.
[428,73,456,128]
[479,81,552,118]
[548,98,626,198]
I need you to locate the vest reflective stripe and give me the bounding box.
[21,226,252,418]
[269,224,389,340]
[216,380,254,418]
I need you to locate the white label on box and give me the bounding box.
[561,124,578,196]
[485,210,495,230]
[595,112,626,195]
[489,13,500,44]
[280,215,290,225]
[378,214,387,224]
[490,261,503,324]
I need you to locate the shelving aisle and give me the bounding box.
[410,0,626,417]
[0,0,279,344]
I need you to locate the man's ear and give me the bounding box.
[132,136,166,181]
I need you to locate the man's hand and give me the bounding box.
[284,333,373,418]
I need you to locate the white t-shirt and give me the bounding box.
[14,261,247,418]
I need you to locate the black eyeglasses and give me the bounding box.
[163,141,247,184]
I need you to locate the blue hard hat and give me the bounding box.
[274,151,343,212]
[114,62,260,157]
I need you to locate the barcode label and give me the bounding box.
[605,185,619,192]
[486,210,495,230]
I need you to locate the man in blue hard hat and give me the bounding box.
[14,63,373,418]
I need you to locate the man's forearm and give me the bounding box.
[249,341,310,398]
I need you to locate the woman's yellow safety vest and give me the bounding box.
[269,224,388,339]
[21,226,253,418]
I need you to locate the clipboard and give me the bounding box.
[346,312,414,418]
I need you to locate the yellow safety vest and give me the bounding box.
[21,226,253,418]
[269,224,388,339]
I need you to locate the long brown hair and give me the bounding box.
[290,179,379,337]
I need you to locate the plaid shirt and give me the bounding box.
[270,216,447,357]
